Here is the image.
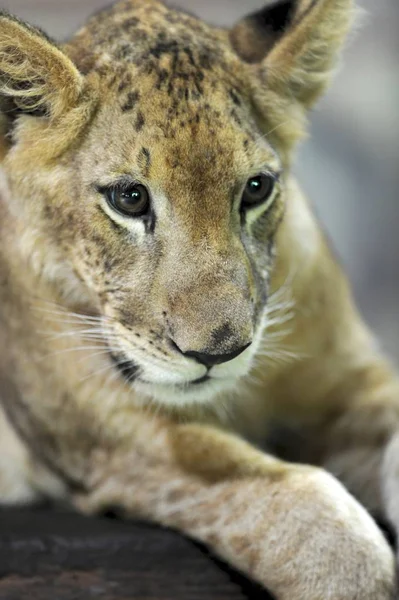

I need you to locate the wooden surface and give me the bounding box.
[0,507,274,600]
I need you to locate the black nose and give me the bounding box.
[182,343,251,368]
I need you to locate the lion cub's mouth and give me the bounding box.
[191,374,211,385]
[109,352,212,388]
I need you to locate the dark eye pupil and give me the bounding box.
[108,184,150,217]
[242,174,275,208]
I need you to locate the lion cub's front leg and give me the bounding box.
[0,404,66,506]
[0,404,42,505]
[75,417,395,600]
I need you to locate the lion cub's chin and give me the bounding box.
[134,376,241,408]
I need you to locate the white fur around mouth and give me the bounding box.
[134,374,241,407]
[110,335,259,406]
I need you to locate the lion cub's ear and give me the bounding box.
[230,0,354,109]
[0,12,83,120]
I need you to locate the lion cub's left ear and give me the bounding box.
[0,12,83,120]
[230,0,354,109]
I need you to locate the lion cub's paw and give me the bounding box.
[257,469,396,600]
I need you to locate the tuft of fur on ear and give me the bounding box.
[231,0,354,109]
[0,12,83,120]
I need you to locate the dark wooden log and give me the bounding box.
[0,507,274,599]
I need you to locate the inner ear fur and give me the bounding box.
[231,0,354,108]
[230,0,296,64]
[0,12,83,120]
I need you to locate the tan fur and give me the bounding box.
[0,1,398,597]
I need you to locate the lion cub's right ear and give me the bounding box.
[0,12,83,121]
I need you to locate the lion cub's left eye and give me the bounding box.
[106,184,150,217]
[241,174,275,209]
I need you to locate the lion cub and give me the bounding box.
[0,1,398,598]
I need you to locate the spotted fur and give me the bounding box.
[0,1,398,598]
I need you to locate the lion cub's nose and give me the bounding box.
[174,342,252,367]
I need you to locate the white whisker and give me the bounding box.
[259,119,291,141]
[78,363,119,384]
[41,328,111,341]
[33,306,104,322]
[38,345,122,361]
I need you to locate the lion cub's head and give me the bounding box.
[0,0,352,405]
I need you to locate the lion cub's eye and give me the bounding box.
[241,174,275,210]
[106,184,150,217]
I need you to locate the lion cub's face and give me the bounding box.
[0,0,351,405]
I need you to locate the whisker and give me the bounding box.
[41,328,113,341]
[259,119,292,141]
[31,296,101,314]
[258,348,302,360]
[78,364,116,384]
[75,348,119,362]
[104,368,124,390]
[264,312,295,328]
[34,308,105,324]
[38,345,121,362]
[264,327,293,339]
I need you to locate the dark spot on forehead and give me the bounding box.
[118,73,132,93]
[138,147,151,177]
[122,16,140,29]
[183,46,196,67]
[135,111,145,132]
[198,51,213,70]
[148,39,179,60]
[121,90,140,112]
[155,68,169,89]
[115,43,132,61]
[142,147,151,164]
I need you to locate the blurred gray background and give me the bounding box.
[2,0,398,362]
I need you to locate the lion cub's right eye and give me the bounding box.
[104,184,150,218]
